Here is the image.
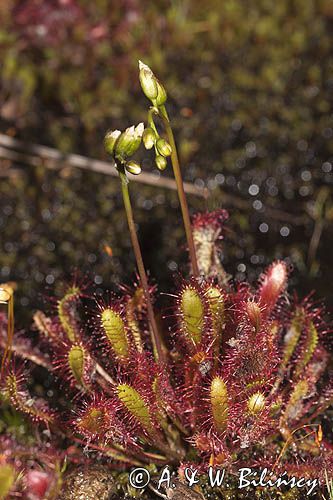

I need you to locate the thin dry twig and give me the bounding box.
[0,134,206,197]
[0,133,309,225]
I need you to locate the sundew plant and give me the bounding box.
[0,62,332,500]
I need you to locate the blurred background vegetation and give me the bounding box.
[0,0,332,324]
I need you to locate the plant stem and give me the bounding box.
[119,168,164,362]
[158,105,199,277]
[0,288,14,380]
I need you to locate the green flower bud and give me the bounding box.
[143,127,156,150]
[155,155,167,171]
[138,61,167,106]
[115,123,144,160]
[104,129,121,155]
[156,138,172,157]
[139,61,158,100]
[125,160,142,175]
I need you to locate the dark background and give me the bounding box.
[0,0,332,324]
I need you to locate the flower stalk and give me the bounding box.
[118,167,164,362]
[0,286,14,380]
[139,62,199,277]
[158,105,200,277]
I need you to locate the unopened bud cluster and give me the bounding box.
[143,127,172,171]
[104,123,144,175]
[139,61,172,171]
[104,61,173,177]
